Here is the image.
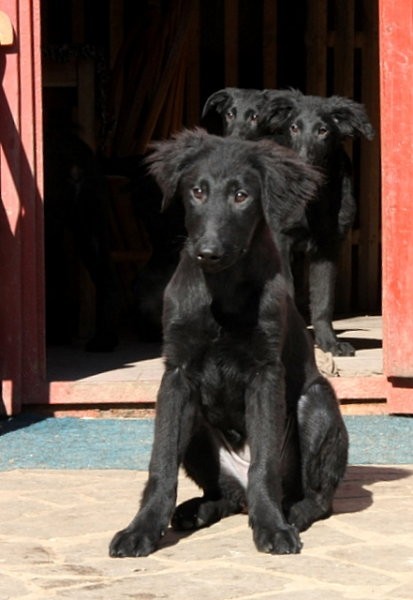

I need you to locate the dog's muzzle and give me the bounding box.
[196,248,223,267]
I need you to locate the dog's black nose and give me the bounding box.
[197,248,222,264]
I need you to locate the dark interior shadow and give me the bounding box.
[46,340,162,381]
[335,336,382,351]
[0,414,47,433]
[333,464,412,515]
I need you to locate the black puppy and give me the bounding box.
[261,89,375,356]
[109,129,348,558]
[202,87,269,138]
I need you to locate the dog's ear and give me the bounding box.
[327,96,375,140]
[253,141,322,231]
[145,128,212,210]
[262,89,301,130]
[201,88,234,118]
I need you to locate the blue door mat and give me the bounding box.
[0,415,412,470]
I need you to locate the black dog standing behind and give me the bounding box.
[261,89,375,356]
[109,129,348,557]
[202,86,273,139]
[203,87,375,356]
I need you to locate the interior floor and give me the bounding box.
[46,315,383,385]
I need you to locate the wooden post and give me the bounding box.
[0,0,45,415]
[379,0,413,412]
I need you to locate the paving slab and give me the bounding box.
[0,465,412,599]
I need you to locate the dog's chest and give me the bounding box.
[195,333,258,434]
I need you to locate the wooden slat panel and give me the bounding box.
[333,0,354,96]
[358,0,381,312]
[262,0,277,88]
[224,0,238,85]
[333,0,355,313]
[185,0,201,127]
[305,0,327,94]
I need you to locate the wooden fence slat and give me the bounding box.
[334,0,355,313]
[306,0,327,94]
[185,0,201,127]
[358,0,381,312]
[262,0,277,88]
[224,0,239,86]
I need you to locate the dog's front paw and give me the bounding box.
[323,340,355,356]
[109,525,162,558]
[253,524,302,555]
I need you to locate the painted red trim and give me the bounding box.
[378,0,413,412]
[330,376,387,400]
[0,0,45,415]
[379,2,413,377]
[25,377,388,407]
[39,381,159,405]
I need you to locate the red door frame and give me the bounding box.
[1,1,413,415]
[377,1,413,413]
[0,0,45,416]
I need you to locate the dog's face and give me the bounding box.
[262,91,375,166]
[146,129,321,272]
[283,103,343,166]
[180,158,263,272]
[202,88,267,139]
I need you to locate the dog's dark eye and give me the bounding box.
[226,110,235,121]
[192,187,205,202]
[250,113,258,122]
[290,123,299,134]
[234,190,249,204]
[318,126,329,137]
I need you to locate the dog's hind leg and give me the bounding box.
[309,257,355,356]
[172,425,247,531]
[287,379,349,532]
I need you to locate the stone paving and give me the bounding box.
[0,465,412,599]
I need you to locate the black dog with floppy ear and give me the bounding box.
[326,95,375,140]
[147,129,216,210]
[260,89,375,356]
[202,87,269,138]
[109,129,348,558]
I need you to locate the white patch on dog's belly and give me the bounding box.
[218,438,251,490]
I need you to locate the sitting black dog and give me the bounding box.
[109,129,348,557]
